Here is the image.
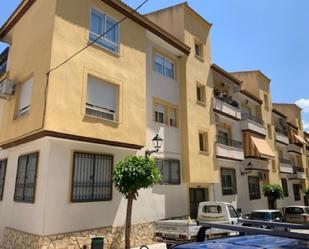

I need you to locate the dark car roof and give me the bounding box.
[174,235,309,248]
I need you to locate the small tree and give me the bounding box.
[263,184,284,209]
[113,156,161,249]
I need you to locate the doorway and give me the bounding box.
[189,188,209,219]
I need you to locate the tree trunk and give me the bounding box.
[268,198,277,209]
[125,192,134,249]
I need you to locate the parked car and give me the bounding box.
[154,202,240,249]
[246,210,284,222]
[283,206,309,224]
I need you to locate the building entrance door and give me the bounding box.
[189,188,209,219]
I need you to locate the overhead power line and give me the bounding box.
[47,0,150,75]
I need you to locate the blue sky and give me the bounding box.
[1,0,309,129]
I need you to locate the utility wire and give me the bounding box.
[47,0,150,75]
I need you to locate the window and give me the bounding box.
[72,152,113,202]
[154,52,175,79]
[169,107,177,127]
[155,159,180,185]
[203,205,222,214]
[221,168,237,195]
[248,176,261,200]
[14,152,38,203]
[0,159,7,201]
[218,130,229,145]
[228,205,239,218]
[293,184,301,201]
[264,94,269,110]
[17,77,33,117]
[154,103,165,124]
[199,132,208,152]
[281,178,289,197]
[267,124,272,139]
[196,83,206,104]
[89,9,119,53]
[194,41,203,58]
[86,75,117,121]
[153,99,178,127]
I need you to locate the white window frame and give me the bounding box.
[86,75,117,121]
[154,52,175,79]
[89,8,120,54]
[17,77,33,117]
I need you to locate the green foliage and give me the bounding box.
[113,155,161,199]
[262,184,284,201]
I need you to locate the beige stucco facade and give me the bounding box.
[0,1,308,248]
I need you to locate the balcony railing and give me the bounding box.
[214,89,239,109]
[217,135,242,149]
[275,127,288,136]
[293,166,304,173]
[279,158,291,165]
[241,113,264,125]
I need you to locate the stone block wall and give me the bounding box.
[1,222,154,249]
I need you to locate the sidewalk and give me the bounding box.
[132,243,166,249]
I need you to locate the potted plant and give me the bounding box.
[262,184,284,209]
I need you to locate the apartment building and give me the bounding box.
[0,1,308,249]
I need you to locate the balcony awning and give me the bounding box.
[294,134,308,145]
[250,136,275,160]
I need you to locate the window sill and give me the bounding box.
[88,40,120,58]
[14,111,30,121]
[196,100,206,107]
[199,151,209,156]
[195,55,205,62]
[153,71,177,82]
[84,114,120,125]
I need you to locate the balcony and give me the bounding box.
[279,158,293,174]
[216,135,244,161]
[275,127,289,145]
[240,113,266,136]
[0,48,8,78]
[244,158,269,171]
[288,166,306,180]
[213,90,241,120]
[287,143,303,154]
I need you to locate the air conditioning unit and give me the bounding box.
[0,79,15,99]
[258,172,267,181]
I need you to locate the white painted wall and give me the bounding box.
[0,138,50,242]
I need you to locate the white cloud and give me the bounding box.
[295,98,309,113]
[303,120,309,131]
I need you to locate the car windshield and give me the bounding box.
[250,212,271,221]
[271,212,282,220]
[228,206,239,218]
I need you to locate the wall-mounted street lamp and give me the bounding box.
[145,134,163,157]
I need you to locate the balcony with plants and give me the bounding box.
[213,88,241,120]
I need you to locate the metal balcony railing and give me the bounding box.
[214,89,239,109]
[275,126,288,136]
[279,158,292,165]
[241,112,264,125]
[217,135,242,149]
[293,166,304,173]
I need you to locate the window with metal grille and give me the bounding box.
[293,184,301,201]
[72,152,113,202]
[281,178,289,197]
[248,176,261,200]
[154,103,165,124]
[155,159,180,185]
[14,152,38,203]
[0,159,7,201]
[221,168,237,195]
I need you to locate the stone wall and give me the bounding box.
[1,222,154,249]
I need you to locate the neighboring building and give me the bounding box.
[0,1,308,249]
